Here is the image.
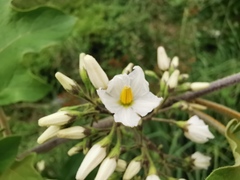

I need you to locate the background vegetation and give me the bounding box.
[1,0,240,179]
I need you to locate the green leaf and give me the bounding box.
[0,154,43,180]
[206,119,240,180]
[0,136,21,174]
[0,0,77,105]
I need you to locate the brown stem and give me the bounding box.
[164,73,240,107]
[0,108,11,136]
[195,98,240,119]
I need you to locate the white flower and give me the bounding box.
[95,157,117,180]
[81,54,109,89]
[184,115,214,144]
[57,126,86,139]
[157,46,170,71]
[123,159,141,180]
[146,174,161,180]
[76,144,106,180]
[37,125,60,144]
[191,151,211,170]
[190,82,210,91]
[55,72,78,91]
[38,111,74,127]
[97,66,162,127]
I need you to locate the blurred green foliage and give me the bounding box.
[2,0,240,179]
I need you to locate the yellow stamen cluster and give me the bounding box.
[120,86,133,105]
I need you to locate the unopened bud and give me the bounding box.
[37,125,60,144]
[190,82,210,91]
[55,72,80,93]
[116,159,127,172]
[122,63,134,74]
[68,142,84,156]
[95,157,117,180]
[170,56,179,68]
[157,46,170,71]
[168,70,180,89]
[123,158,141,180]
[82,55,109,89]
[38,111,75,127]
[145,70,158,79]
[57,126,87,139]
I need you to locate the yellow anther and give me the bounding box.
[120,86,133,105]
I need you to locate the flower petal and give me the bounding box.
[129,66,149,97]
[114,107,140,127]
[132,92,162,116]
[97,89,121,113]
[107,74,130,99]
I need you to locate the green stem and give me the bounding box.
[151,118,177,125]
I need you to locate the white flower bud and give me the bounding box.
[68,146,82,156]
[95,157,117,180]
[157,46,170,71]
[76,144,107,180]
[38,111,74,127]
[146,174,161,180]
[122,63,134,74]
[55,72,78,91]
[191,151,211,170]
[57,126,86,139]
[116,159,127,172]
[168,70,180,89]
[82,55,109,89]
[161,71,169,83]
[37,125,60,144]
[170,56,179,69]
[184,115,214,144]
[190,82,210,91]
[123,160,141,180]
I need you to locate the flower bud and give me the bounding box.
[157,46,170,71]
[116,159,127,172]
[183,115,214,144]
[82,54,109,89]
[190,82,210,91]
[122,63,134,74]
[191,151,211,170]
[55,72,80,93]
[57,126,86,139]
[79,53,92,89]
[145,70,159,79]
[68,145,83,156]
[37,125,60,144]
[76,144,107,180]
[168,70,180,89]
[38,111,75,127]
[95,157,117,180]
[170,56,179,69]
[146,174,161,180]
[123,159,141,180]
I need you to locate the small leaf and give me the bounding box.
[206,119,240,180]
[0,154,43,180]
[0,136,21,174]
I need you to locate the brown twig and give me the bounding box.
[164,73,240,107]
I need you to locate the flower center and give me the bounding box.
[120,86,133,105]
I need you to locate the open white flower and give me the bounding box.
[184,115,214,144]
[97,66,162,127]
[191,151,211,170]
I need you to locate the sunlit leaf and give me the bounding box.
[0,0,77,105]
[206,119,240,180]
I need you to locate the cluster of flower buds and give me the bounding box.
[157,46,210,97]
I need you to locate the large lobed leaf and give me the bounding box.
[0,0,77,105]
[206,119,240,180]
